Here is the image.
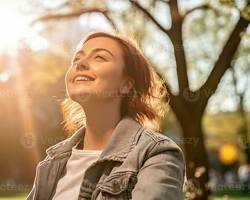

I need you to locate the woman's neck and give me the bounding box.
[79,99,122,150]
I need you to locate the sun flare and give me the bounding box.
[0,2,31,51]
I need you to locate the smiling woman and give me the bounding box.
[26,31,186,200]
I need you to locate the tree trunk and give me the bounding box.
[178,114,210,200]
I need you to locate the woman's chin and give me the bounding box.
[69,92,93,103]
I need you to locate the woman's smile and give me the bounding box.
[73,74,96,82]
[73,77,95,84]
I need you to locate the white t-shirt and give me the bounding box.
[52,145,102,200]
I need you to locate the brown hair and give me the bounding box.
[61,31,169,135]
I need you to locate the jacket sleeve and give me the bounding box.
[25,163,40,200]
[26,185,35,200]
[25,157,48,200]
[131,139,186,200]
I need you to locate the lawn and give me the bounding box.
[0,194,249,200]
[212,189,250,200]
[0,194,27,200]
[214,198,249,200]
[0,197,26,200]
[0,196,250,200]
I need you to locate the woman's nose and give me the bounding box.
[76,60,89,71]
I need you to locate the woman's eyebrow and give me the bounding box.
[76,48,114,58]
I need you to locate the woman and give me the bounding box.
[26,31,186,200]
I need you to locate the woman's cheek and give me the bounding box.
[65,70,72,86]
[98,63,121,78]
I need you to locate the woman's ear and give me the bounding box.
[119,77,134,95]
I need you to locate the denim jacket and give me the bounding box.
[26,117,186,200]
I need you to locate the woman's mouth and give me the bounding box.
[73,74,95,84]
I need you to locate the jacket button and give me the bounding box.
[113,180,121,191]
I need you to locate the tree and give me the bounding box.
[32,0,250,199]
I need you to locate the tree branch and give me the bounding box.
[129,0,170,35]
[30,8,117,30]
[157,0,169,3]
[230,65,249,102]
[182,4,210,19]
[198,16,250,113]
[134,0,189,100]
[168,0,190,94]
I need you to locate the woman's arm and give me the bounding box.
[132,140,186,200]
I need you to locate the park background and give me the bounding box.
[0,0,250,200]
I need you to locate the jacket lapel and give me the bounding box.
[45,116,143,161]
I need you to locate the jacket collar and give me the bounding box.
[45,116,144,160]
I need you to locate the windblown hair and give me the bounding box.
[61,31,169,135]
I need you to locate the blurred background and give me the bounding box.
[0,0,250,200]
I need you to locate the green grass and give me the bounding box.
[0,194,27,200]
[0,197,25,200]
[212,188,250,200]
[1,197,249,200]
[214,198,249,200]
[0,194,249,200]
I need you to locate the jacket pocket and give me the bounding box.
[98,171,137,200]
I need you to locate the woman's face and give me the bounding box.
[65,36,132,103]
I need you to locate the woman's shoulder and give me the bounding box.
[140,129,182,149]
[132,129,187,197]
[136,129,185,160]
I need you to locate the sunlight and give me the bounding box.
[0,1,41,165]
[0,1,49,52]
[0,3,29,51]
[0,72,10,82]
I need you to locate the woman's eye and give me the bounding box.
[95,55,106,61]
